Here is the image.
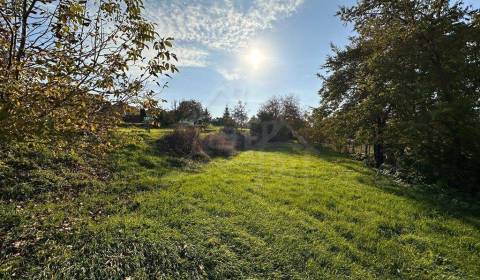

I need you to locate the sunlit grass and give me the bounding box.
[1,130,479,279]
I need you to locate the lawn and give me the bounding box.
[1,129,479,279]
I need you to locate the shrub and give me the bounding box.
[158,129,242,160]
[191,149,211,162]
[230,132,254,150]
[232,133,248,150]
[157,127,206,159]
[202,133,235,157]
[250,121,293,143]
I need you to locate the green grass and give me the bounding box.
[1,130,479,279]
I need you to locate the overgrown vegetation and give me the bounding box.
[154,100,212,128]
[156,127,205,159]
[202,133,236,157]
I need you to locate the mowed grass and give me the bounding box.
[1,130,479,279]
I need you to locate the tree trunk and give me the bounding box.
[373,143,384,167]
[16,0,28,62]
[373,117,385,167]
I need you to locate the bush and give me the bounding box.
[158,128,243,160]
[250,121,293,143]
[202,133,236,157]
[230,132,254,150]
[157,127,204,158]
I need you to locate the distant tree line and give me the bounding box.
[153,100,211,127]
[144,100,250,130]
[311,0,480,192]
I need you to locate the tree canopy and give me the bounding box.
[0,0,177,150]
[316,0,480,191]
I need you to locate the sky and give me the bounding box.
[143,0,479,117]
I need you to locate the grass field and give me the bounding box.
[1,129,479,279]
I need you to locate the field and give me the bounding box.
[1,129,479,279]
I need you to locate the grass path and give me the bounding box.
[1,131,479,279]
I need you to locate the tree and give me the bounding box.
[222,105,234,127]
[155,109,176,127]
[195,107,212,129]
[0,0,178,149]
[257,96,282,122]
[232,101,248,128]
[175,100,203,122]
[316,0,480,191]
[251,95,305,142]
[281,95,305,131]
[202,108,212,123]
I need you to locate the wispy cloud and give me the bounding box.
[174,46,209,68]
[145,0,304,68]
[217,67,242,80]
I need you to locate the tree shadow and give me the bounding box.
[256,142,480,229]
[365,176,480,228]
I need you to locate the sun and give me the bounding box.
[246,49,265,70]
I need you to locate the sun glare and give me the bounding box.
[247,49,265,70]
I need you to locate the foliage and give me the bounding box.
[297,108,326,147]
[251,95,306,142]
[230,131,254,150]
[157,127,238,159]
[154,100,211,128]
[222,105,235,127]
[155,108,177,127]
[195,108,212,130]
[0,0,177,147]
[210,117,225,127]
[174,100,203,122]
[315,0,480,191]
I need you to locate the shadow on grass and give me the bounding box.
[369,177,480,228]
[255,141,480,228]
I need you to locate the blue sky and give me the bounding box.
[144,0,478,117]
